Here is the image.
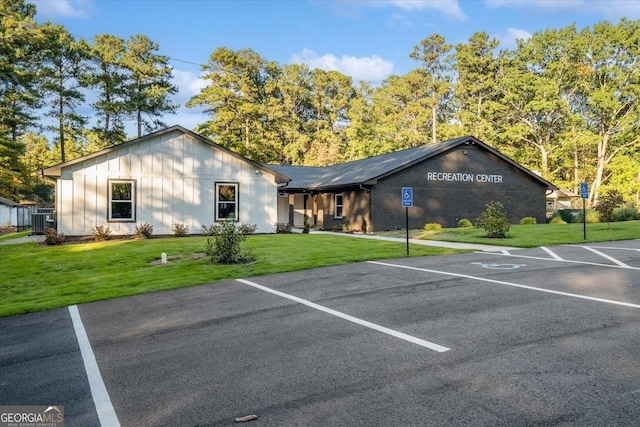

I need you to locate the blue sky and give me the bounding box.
[32,0,640,134]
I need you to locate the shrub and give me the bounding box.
[202,224,215,236]
[274,223,293,233]
[361,217,368,233]
[549,216,566,224]
[44,227,65,245]
[92,225,112,241]
[238,223,257,235]
[520,217,537,225]
[134,222,153,239]
[424,223,442,232]
[303,214,310,234]
[171,223,190,237]
[475,201,511,238]
[342,223,352,233]
[613,206,638,222]
[576,209,600,224]
[458,218,473,228]
[204,221,251,264]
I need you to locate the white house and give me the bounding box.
[43,126,290,236]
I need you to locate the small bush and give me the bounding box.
[458,218,473,228]
[303,214,310,234]
[475,201,511,238]
[549,216,566,224]
[171,223,190,237]
[576,209,600,224]
[92,225,112,241]
[238,223,257,235]
[44,227,65,245]
[424,223,442,232]
[202,224,215,236]
[613,207,638,222]
[134,222,154,239]
[361,217,368,233]
[520,217,537,225]
[274,223,293,233]
[204,221,251,264]
[342,223,352,233]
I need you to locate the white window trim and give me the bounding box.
[334,193,343,218]
[215,182,239,221]
[108,179,136,222]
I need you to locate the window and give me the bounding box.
[216,182,239,221]
[108,180,135,221]
[334,193,343,218]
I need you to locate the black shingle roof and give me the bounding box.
[267,135,557,191]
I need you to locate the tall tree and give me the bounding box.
[0,0,43,199]
[304,68,354,165]
[572,19,640,205]
[85,34,128,148]
[454,31,500,140]
[409,33,453,144]
[122,34,178,137]
[188,47,281,162]
[40,25,89,163]
[274,63,314,164]
[491,25,579,177]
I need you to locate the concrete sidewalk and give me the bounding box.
[310,230,518,252]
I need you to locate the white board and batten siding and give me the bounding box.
[55,129,280,236]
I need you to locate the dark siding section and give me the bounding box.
[371,144,548,230]
[321,189,370,231]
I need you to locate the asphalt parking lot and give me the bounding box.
[2,240,640,426]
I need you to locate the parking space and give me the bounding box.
[2,240,640,426]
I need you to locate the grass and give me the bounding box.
[381,220,640,247]
[0,233,463,318]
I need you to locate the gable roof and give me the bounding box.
[0,195,22,207]
[268,135,557,191]
[42,125,290,184]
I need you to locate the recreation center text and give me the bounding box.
[426,172,503,183]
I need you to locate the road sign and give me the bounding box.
[580,182,589,199]
[402,187,413,207]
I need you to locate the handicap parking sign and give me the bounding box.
[402,187,413,207]
[580,182,589,199]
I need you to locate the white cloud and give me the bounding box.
[390,0,467,20]
[495,27,533,49]
[172,69,207,102]
[169,69,209,129]
[290,48,395,84]
[32,0,92,19]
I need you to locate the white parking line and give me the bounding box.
[69,305,121,427]
[541,246,564,261]
[367,261,640,309]
[235,278,450,353]
[580,246,632,268]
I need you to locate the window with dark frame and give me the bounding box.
[216,182,239,221]
[334,193,343,218]
[109,180,135,221]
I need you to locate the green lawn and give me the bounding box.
[379,220,640,248]
[0,233,462,317]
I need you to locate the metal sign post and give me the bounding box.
[402,187,413,255]
[580,182,588,240]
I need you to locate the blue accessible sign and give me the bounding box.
[402,187,413,207]
[580,182,589,199]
